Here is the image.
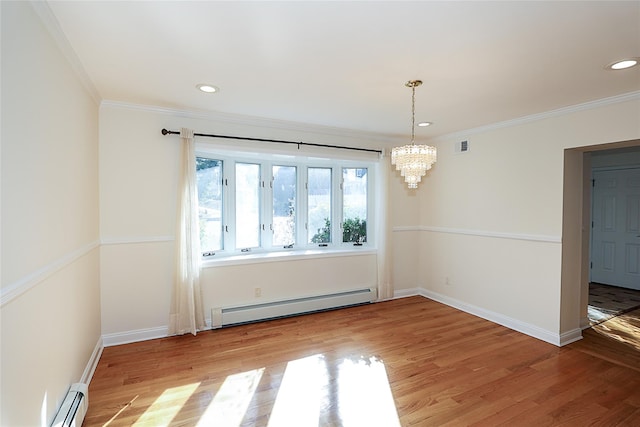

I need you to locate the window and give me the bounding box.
[196,151,374,258]
[235,163,261,249]
[308,167,332,244]
[342,168,367,244]
[272,165,296,247]
[196,158,223,254]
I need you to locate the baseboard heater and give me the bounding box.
[51,383,88,427]
[212,288,377,328]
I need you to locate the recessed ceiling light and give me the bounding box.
[196,84,219,93]
[607,58,639,70]
[417,122,432,127]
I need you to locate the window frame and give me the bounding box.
[195,147,377,261]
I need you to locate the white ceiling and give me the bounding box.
[46,1,640,143]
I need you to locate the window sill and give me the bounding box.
[201,247,377,268]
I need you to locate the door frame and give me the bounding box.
[560,140,640,337]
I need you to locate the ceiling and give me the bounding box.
[46,1,640,143]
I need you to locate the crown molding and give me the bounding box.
[432,90,640,143]
[100,100,406,145]
[102,90,640,148]
[29,0,101,104]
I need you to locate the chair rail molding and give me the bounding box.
[1,240,100,307]
[393,225,561,244]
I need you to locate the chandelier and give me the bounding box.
[391,80,437,189]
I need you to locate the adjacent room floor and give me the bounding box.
[574,282,640,373]
[588,282,640,326]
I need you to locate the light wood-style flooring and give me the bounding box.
[86,297,640,426]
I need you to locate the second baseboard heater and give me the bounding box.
[50,383,88,427]
[211,288,377,328]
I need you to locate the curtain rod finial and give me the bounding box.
[161,128,169,135]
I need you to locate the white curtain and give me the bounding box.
[376,151,394,300]
[169,128,205,336]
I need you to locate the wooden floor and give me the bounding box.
[86,297,640,426]
[572,306,640,374]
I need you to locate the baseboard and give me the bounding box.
[559,328,583,346]
[418,288,578,347]
[580,317,591,330]
[393,288,420,299]
[81,337,104,385]
[102,326,169,347]
[100,289,581,348]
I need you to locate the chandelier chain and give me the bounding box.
[411,85,416,144]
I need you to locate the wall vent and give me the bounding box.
[455,140,470,153]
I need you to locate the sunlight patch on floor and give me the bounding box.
[263,353,400,427]
[127,354,403,425]
[103,395,139,427]
[133,382,200,427]
[592,314,640,351]
[196,368,264,427]
[268,354,327,427]
[588,305,616,325]
[337,356,401,427]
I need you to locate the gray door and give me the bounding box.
[591,168,640,290]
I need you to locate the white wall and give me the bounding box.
[1,2,101,426]
[389,167,421,293]
[98,104,405,341]
[416,96,640,343]
[201,253,377,308]
[97,93,640,348]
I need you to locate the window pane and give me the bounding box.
[273,165,296,247]
[342,168,367,243]
[236,163,261,248]
[196,157,223,253]
[308,167,332,243]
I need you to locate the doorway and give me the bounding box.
[561,142,640,367]
[559,141,640,338]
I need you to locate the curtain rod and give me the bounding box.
[161,128,383,154]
